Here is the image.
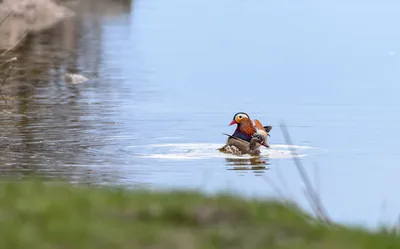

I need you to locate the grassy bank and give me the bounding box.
[0,180,398,249]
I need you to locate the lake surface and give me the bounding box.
[1,0,400,229]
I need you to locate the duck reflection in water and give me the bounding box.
[225,156,270,172]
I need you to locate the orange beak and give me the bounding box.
[229,120,236,125]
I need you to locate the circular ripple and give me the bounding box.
[128,143,317,160]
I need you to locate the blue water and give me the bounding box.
[1,0,400,229]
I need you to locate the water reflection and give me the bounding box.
[0,0,133,183]
[224,156,270,177]
[225,156,269,165]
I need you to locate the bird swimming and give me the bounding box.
[219,112,272,156]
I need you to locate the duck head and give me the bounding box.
[229,112,250,126]
[252,132,269,149]
[250,133,265,149]
[229,112,255,141]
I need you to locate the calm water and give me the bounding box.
[1,0,400,228]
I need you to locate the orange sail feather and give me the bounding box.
[253,119,266,132]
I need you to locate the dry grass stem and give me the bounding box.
[0,57,17,67]
[0,62,12,87]
[313,162,321,202]
[0,10,13,27]
[0,58,14,107]
[279,121,331,224]
[0,32,28,56]
[392,214,400,233]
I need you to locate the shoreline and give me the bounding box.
[0,179,397,248]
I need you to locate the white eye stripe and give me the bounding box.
[234,113,249,123]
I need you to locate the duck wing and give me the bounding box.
[253,119,266,132]
[253,119,270,138]
[253,119,272,137]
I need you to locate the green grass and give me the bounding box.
[0,179,398,249]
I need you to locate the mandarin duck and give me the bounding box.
[219,112,272,156]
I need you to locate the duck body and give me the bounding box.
[219,134,264,156]
[219,112,272,156]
